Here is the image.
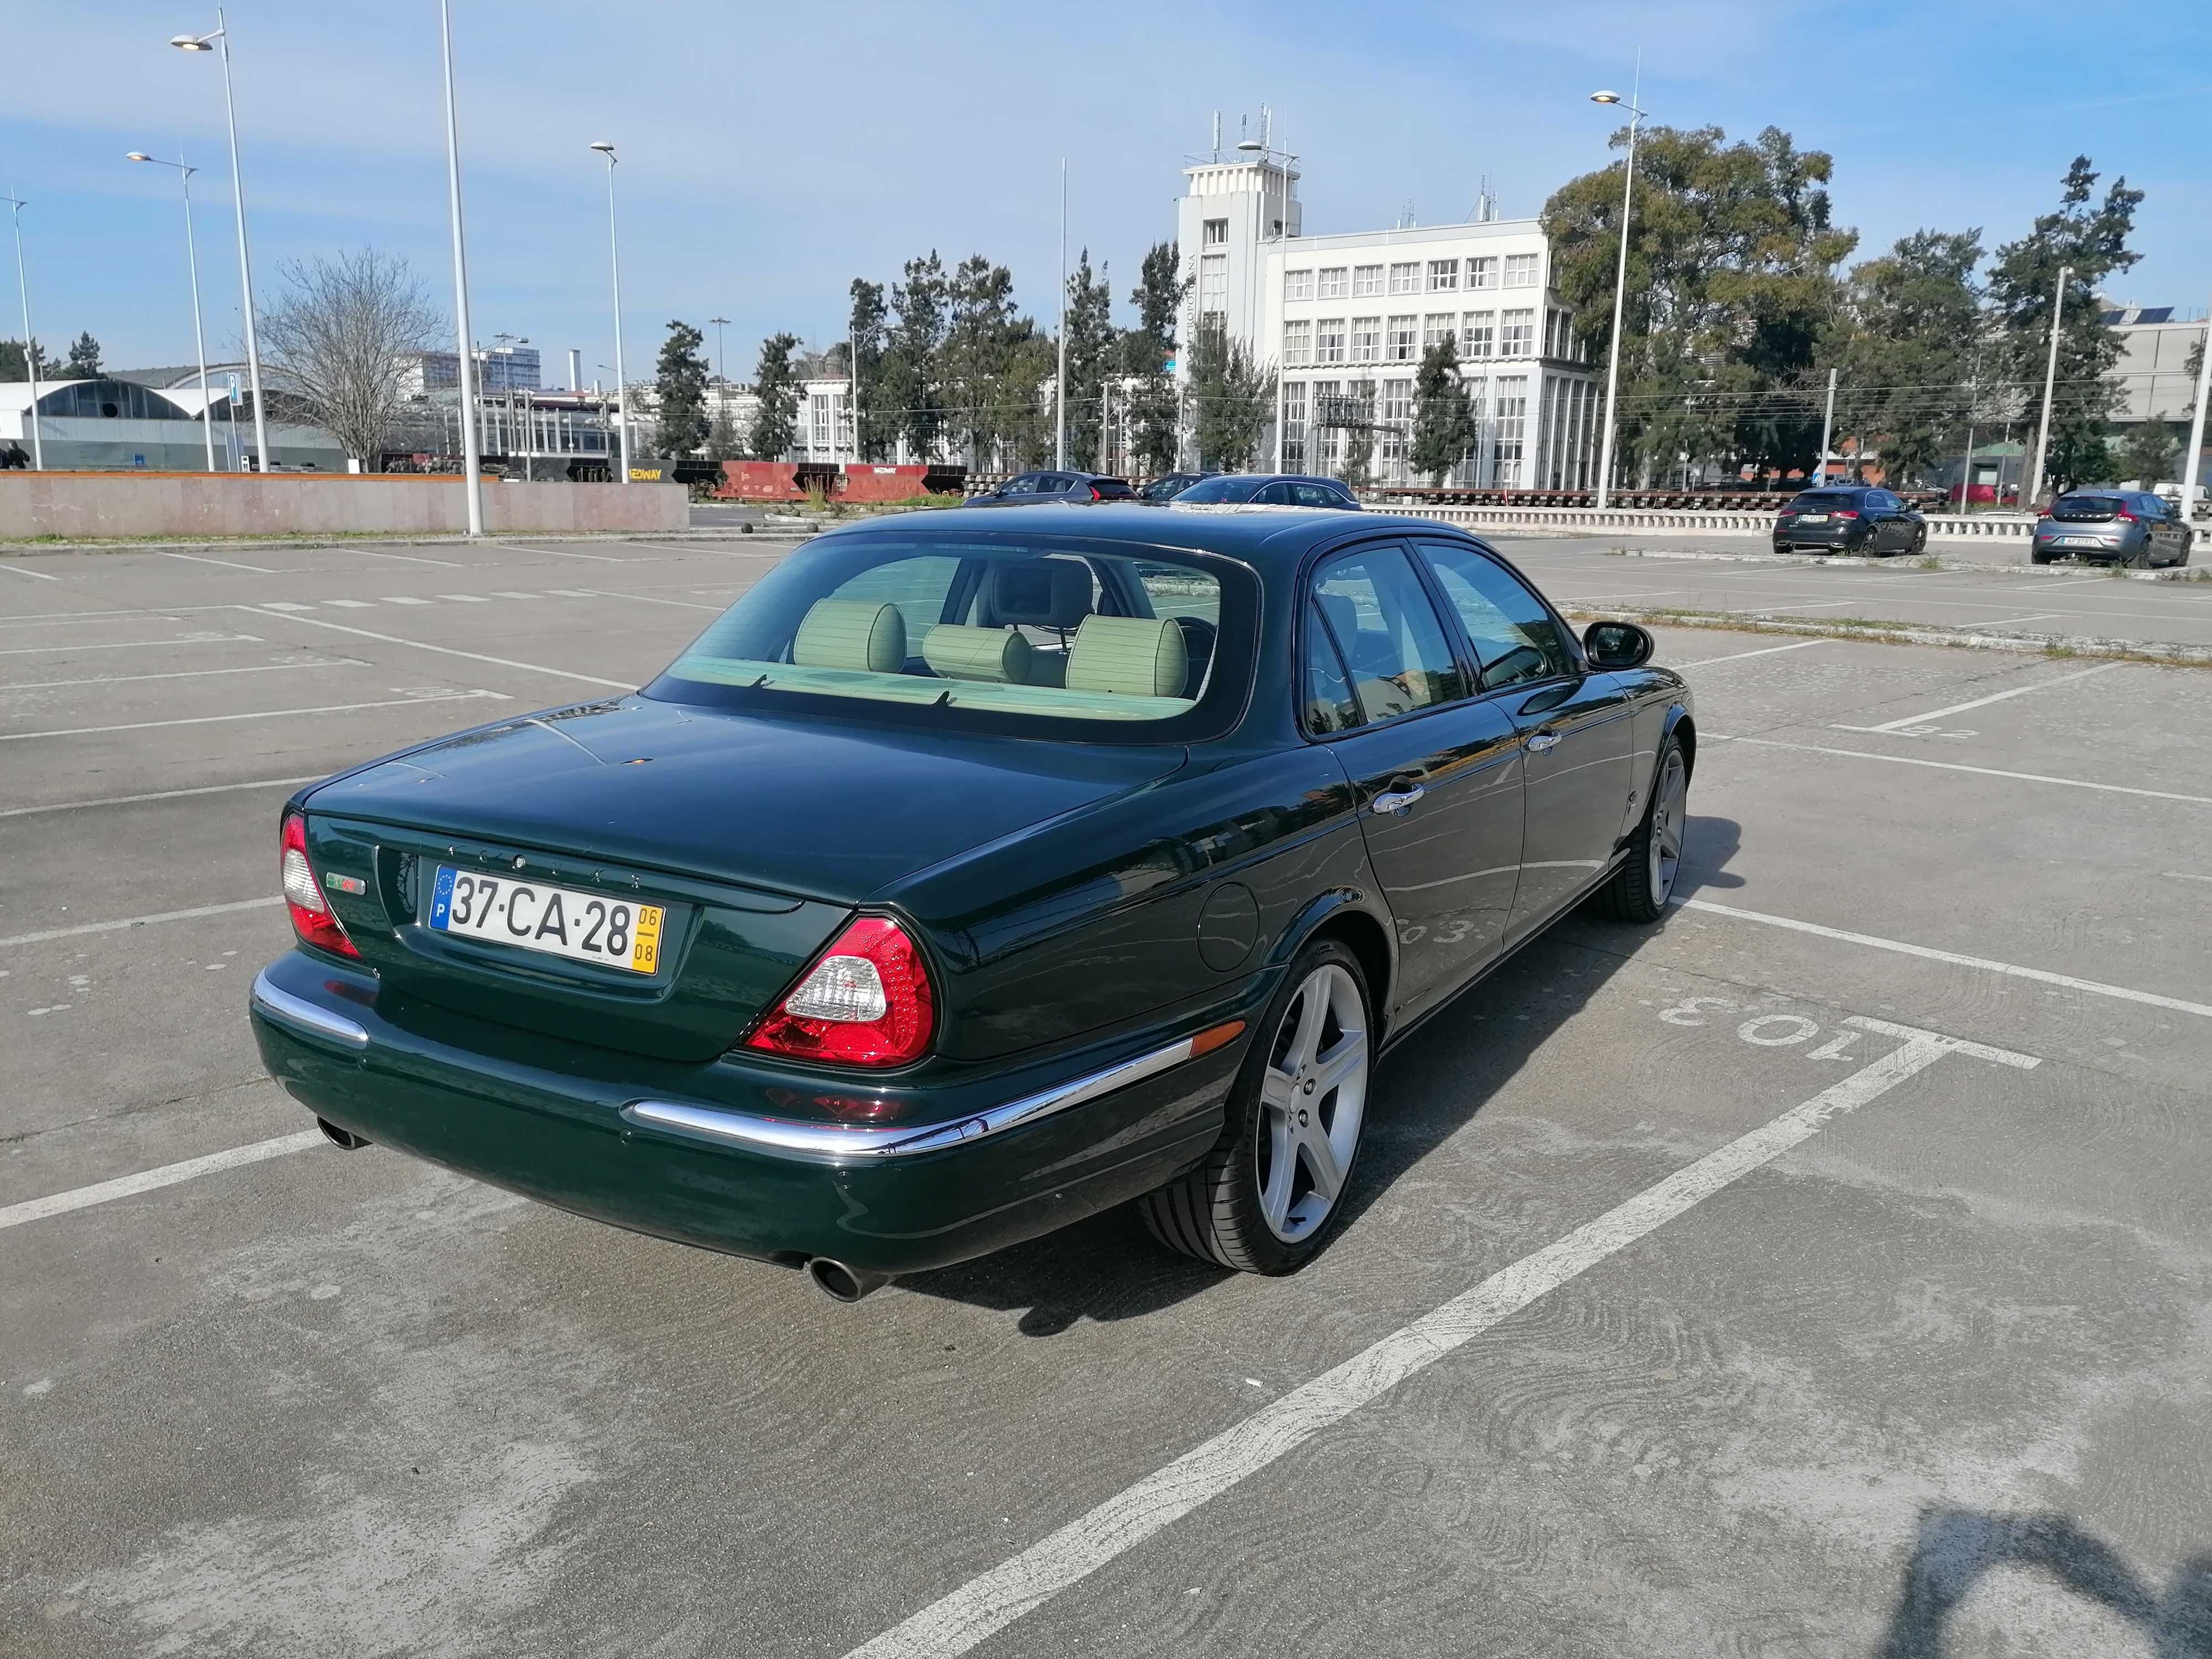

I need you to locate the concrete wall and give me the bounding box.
[0,472,687,541]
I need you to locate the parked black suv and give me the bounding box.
[1772,486,1926,556]
[966,471,1136,505]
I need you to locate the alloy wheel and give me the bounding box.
[1254,963,1369,1243]
[1648,747,1688,903]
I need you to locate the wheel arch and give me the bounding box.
[1266,890,1396,1036]
[1661,702,1697,781]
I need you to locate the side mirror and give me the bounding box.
[1583,620,1654,670]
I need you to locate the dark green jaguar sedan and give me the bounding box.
[251,505,1693,1300]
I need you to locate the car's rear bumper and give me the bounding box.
[1771,525,1866,549]
[2033,529,2139,557]
[249,949,1258,1274]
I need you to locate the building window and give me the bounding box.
[1350,316,1381,363]
[1467,256,1499,291]
[1283,319,1312,366]
[1282,380,1307,467]
[1316,318,1347,364]
[1423,313,1456,352]
[1318,267,1349,300]
[1202,217,1229,247]
[1427,259,1459,292]
[1312,379,1343,468]
[1493,375,1527,485]
[1199,253,1229,321]
[1388,262,1420,295]
[1500,308,1535,356]
[1462,311,1495,358]
[1504,252,1538,288]
[1386,316,1417,362]
[1381,378,1412,465]
[1285,268,1314,302]
[1353,264,1384,297]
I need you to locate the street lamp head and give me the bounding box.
[170,33,213,50]
[589,141,617,159]
[1590,90,1621,105]
[1235,138,1265,153]
[127,152,153,162]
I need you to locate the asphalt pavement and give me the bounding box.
[3,530,2208,1657]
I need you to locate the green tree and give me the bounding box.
[651,320,710,456]
[1410,338,1475,484]
[2117,415,2179,486]
[1542,123,1855,484]
[1824,229,1984,486]
[1188,317,1273,472]
[0,338,53,382]
[941,254,1050,467]
[880,253,947,461]
[848,278,892,461]
[749,331,801,460]
[1060,248,1115,461]
[704,405,741,462]
[1986,156,2142,495]
[62,331,102,380]
[1120,241,1187,476]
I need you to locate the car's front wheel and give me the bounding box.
[1139,940,1372,1274]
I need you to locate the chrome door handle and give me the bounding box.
[1373,784,1425,815]
[1526,732,1561,753]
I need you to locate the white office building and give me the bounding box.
[1175,144,1601,488]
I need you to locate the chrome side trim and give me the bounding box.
[622,1034,1204,1164]
[250,968,370,1051]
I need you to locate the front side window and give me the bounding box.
[1310,546,1467,722]
[1316,319,1347,364]
[1417,540,1572,690]
[1388,262,1420,294]
[1467,256,1499,291]
[1350,317,1382,363]
[1285,268,1315,302]
[1504,252,1539,288]
[1427,259,1460,293]
[1282,319,1313,366]
[1353,264,1384,297]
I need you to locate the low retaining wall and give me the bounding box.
[0,472,687,541]
[1387,503,2037,542]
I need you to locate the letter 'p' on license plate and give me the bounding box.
[429,866,662,974]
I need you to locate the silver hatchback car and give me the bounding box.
[2032,491,2193,567]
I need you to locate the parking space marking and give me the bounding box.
[2007,576,2112,591]
[0,1130,325,1233]
[844,1018,2036,1659]
[236,607,635,689]
[346,548,462,567]
[159,551,276,573]
[1965,613,2062,629]
[1672,639,1829,669]
[1834,661,2127,734]
[502,542,625,563]
[0,660,358,693]
[0,632,260,657]
[1705,733,2212,807]
[576,588,726,611]
[2164,870,2212,885]
[0,688,503,743]
[1680,899,2212,1019]
[0,776,319,819]
[0,561,60,580]
[0,896,281,950]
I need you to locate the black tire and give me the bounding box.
[1599,734,1689,924]
[1139,938,1373,1275]
[2031,550,2052,565]
[1909,525,1927,556]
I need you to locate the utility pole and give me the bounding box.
[2030,264,2072,512]
[1814,367,1837,489]
[1055,158,1067,469]
[590,143,630,482]
[2180,294,2212,523]
[5,191,44,469]
[1588,66,1644,510]
[1956,378,1976,517]
[439,0,483,533]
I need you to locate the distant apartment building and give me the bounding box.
[1175,142,1600,487]
[400,344,542,398]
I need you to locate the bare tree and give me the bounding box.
[258,249,444,469]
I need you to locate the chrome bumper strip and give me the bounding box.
[622,1033,1203,1164]
[251,969,371,1051]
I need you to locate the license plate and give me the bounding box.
[1796,513,1828,524]
[429,865,663,974]
[2057,535,2100,547]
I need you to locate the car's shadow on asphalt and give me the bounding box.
[901,815,1746,1335]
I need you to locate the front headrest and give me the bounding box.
[1317,592,1360,645]
[922,624,1032,684]
[792,599,906,672]
[1065,615,1190,699]
[987,559,1092,628]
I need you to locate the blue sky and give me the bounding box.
[6,0,2208,382]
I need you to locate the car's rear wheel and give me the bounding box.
[1598,736,1688,924]
[1139,941,1371,1274]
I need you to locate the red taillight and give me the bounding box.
[1086,485,1103,500]
[1832,509,1859,519]
[280,811,358,958]
[744,916,934,1068]
[2114,508,2137,522]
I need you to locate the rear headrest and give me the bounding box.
[921,624,1032,684]
[987,559,1092,629]
[793,599,906,672]
[1065,615,1190,699]
[1317,592,1360,646]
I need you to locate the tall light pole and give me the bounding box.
[437,0,484,530]
[2179,294,2212,523]
[1588,79,1645,509]
[589,143,632,483]
[707,315,729,390]
[1813,367,1837,489]
[172,13,272,473]
[3,191,42,470]
[2029,263,2073,512]
[126,152,217,472]
[1055,158,1067,469]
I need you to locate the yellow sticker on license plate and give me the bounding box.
[629,904,662,973]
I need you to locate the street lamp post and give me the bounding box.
[589,143,630,483]
[1055,158,1067,470]
[3,191,42,470]
[438,0,483,531]
[1588,84,1646,510]
[2179,293,2212,523]
[172,12,272,473]
[2028,263,2073,512]
[126,152,217,472]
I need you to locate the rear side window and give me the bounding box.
[1310,546,1468,721]
[1416,540,1573,691]
[1303,601,1364,733]
[1292,482,1348,507]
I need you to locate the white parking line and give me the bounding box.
[0,776,319,819]
[578,588,726,611]
[0,561,59,581]
[324,598,374,608]
[1965,613,2060,629]
[347,547,462,567]
[0,896,281,949]
[0,1130,326,1232]
[2007,576,2111,591]
[159,551,276,573]
[1673,639,1829,669]
[2164,870,2212,885]
[0,660,356,693]
[843,1018,2035,1659]
[0,688,502,743]
[0,633,260,657]
[1679,899,2212,1018]
[505,543,625,563]
[380,595,432,605]
[237,607,635,689]
[1706,733,2212,807]
[1834,661,2126,733]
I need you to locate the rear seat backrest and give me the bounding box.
[792,599,906,672]
[921,624,1032,684]
[1064,615,1189,698]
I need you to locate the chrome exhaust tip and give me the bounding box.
[316,1117,371,1151]
[804,1257,889,1303]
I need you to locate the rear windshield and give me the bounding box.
[2052,494,2123,517]
[1171,477,1256,504]
[645,530,1255,742]
[1787,491,1860,509]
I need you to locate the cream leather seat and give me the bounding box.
[792,599,906,672]
[921,624,1032,684]
[1065,615,1190,699]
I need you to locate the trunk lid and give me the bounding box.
[299,697,1186,1061]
